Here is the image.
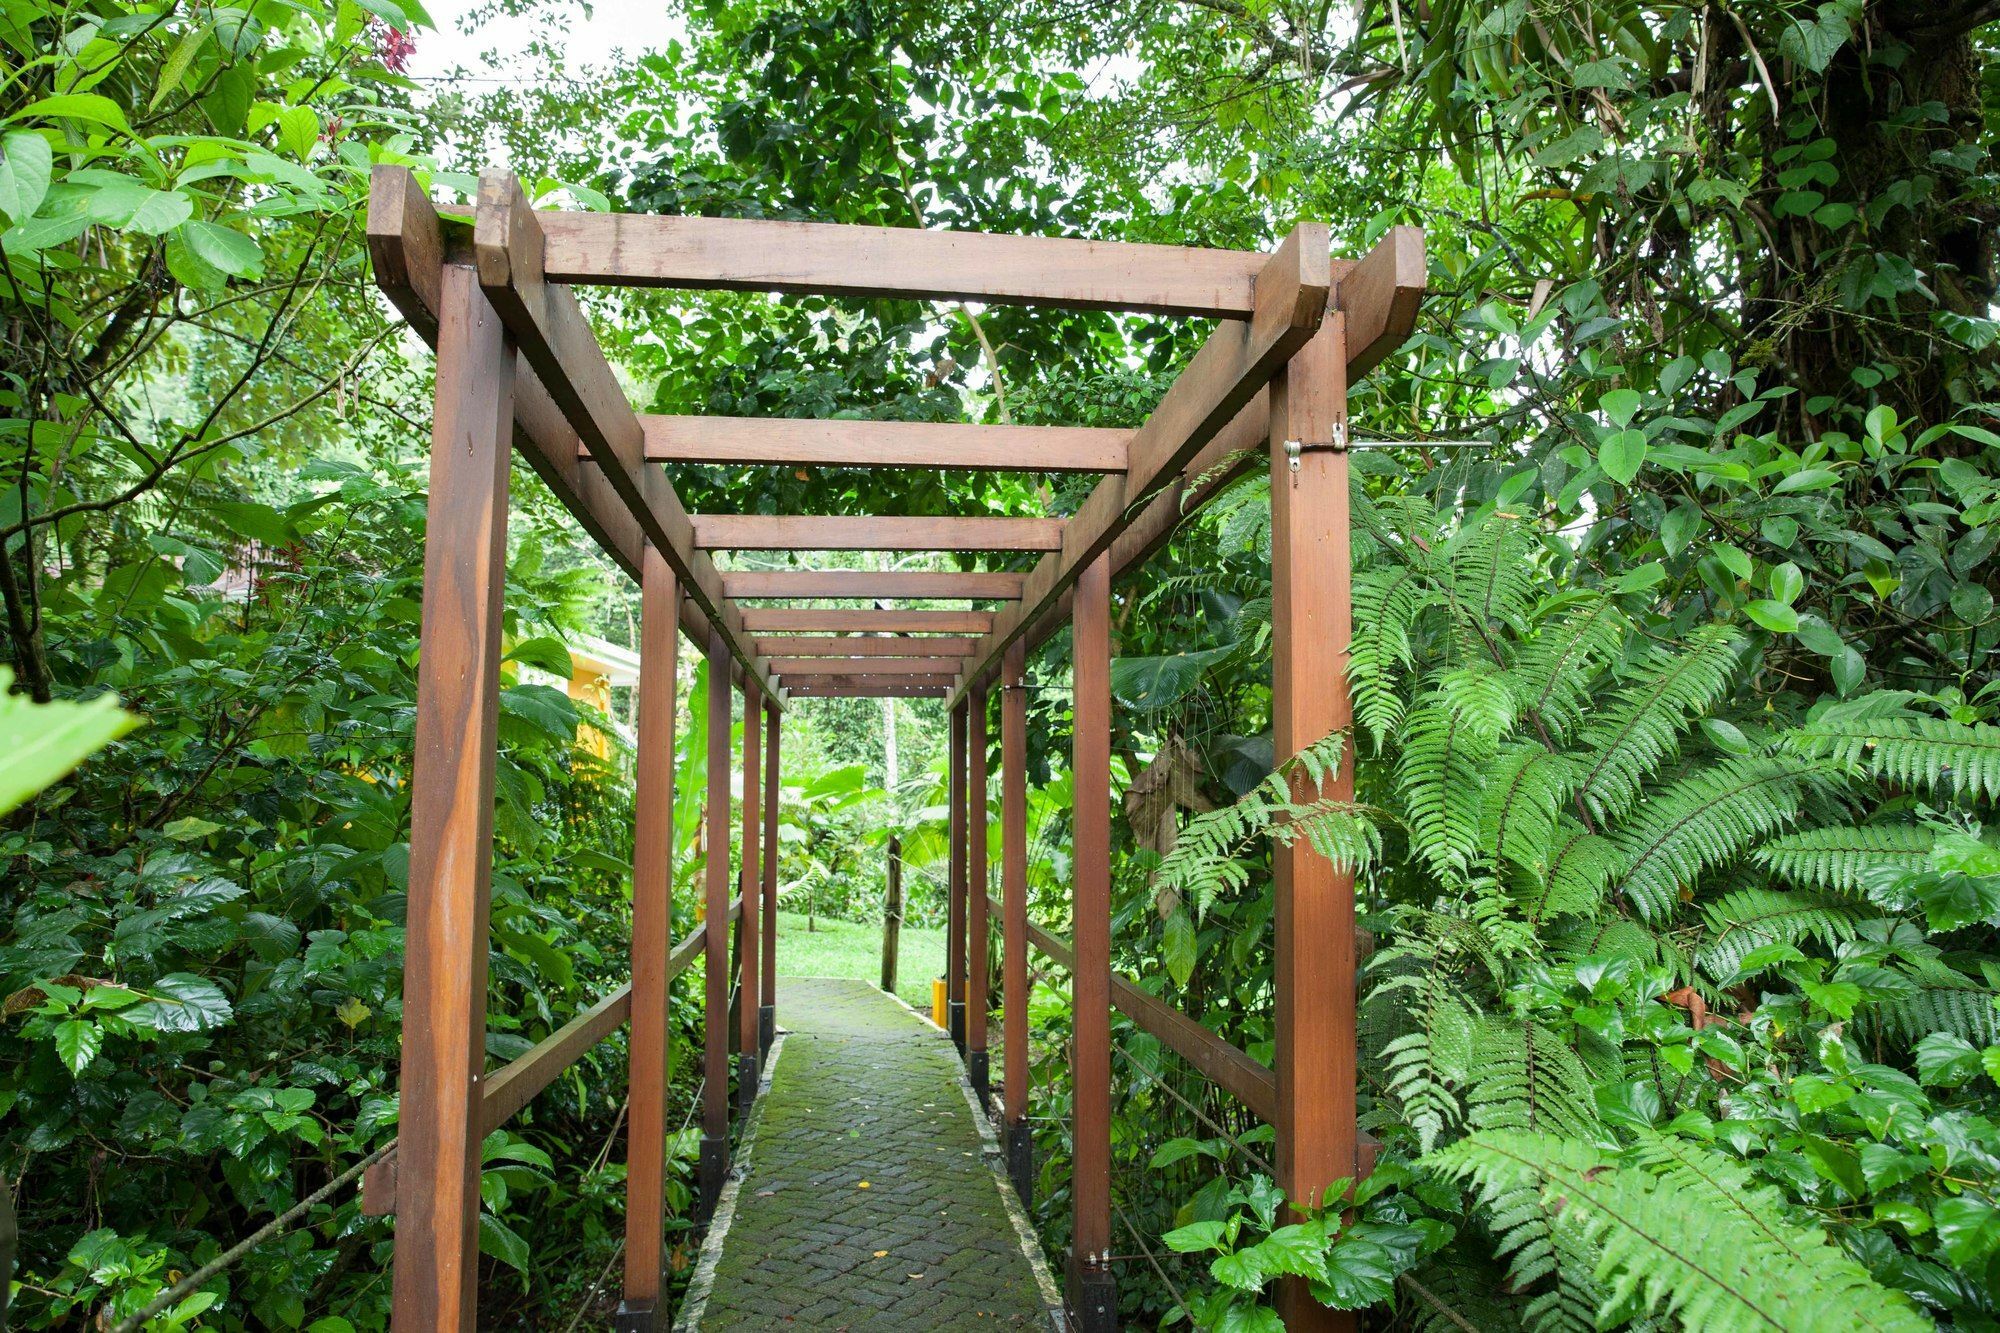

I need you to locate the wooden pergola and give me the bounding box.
[363,164,1422,1331]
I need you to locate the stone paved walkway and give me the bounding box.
[689,977,1056,1331]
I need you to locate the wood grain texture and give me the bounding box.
[702,630,733,1146]
[741,609,994,634]
[785,684,950,697]
[537,210,1268,316]
[783,673,959,690]
[761,701,780,1016]
[722,569,1025,601]
[1335,225,1426,377]
[1070,554,1113,1266]
[768,657,965,675]
[751,635,981,657]
[947,700,968,1030]
[632,416,1128,473]
[967,686,990,1056]
[1268,314,1357,1333]
[623,547,678,1308]
[392,264,514,1332]
[692,515,1064,553]
[736,683,763,1079]
[1000,641,1028,1129]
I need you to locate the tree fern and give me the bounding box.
[1784,714,2000,802]
[1752,824,1935,895]
[1570,625,1742,823]
[1610,757,1811,922]
[1426,1130,1932,1333]
[1696,887,1861,981]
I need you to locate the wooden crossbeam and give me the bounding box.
[788,684,951,698]
[769,657,964,675]
[460,171,781,703]
[626,417,1128,473]
[949,227,1427,706]
[535,212,1268,316]
[751,635,982,657]
[785,672,959,687]
[741,609,994,634]
[722,570,1025,600]
[692,515,1064,552]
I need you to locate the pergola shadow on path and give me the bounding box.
[359,165,1423,1331]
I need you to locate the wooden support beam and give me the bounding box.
[769,657,964,676]
[752,635,981,657]
[536,211,1270,316]
[1068,553,1115,1331]
[999,640,1031,1203]
[392,264,514,1332]
[759,698,780,1052]
[741,609,994,635]
[786,684,950,698]
[723,569,1026,601]
[948,700,968,1051]
[737,681,763,1109]
[467,171,780,706]
[950,226,1425,706]
[621,548,678,1327]
[698,629,732,1217]
[631,416,1128,473]
[692,515,1064,553]
[967,684,991,1103]
[1269,312,1358,1332]
[782,673,959,690]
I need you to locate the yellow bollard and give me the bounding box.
[931,977,948,1029]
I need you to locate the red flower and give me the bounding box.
[376,25,416,73]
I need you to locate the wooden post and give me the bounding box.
[967,684,991,1104]
[618,546,678,1332]
[392,264,514,1333]
[699,630,732,1218]
[1000,639,1031,1203]
[1069,552,1116,1332]
[881,835,903,994]
[760,698,780,1052]
[947,699,968,1051]
[1270,306,1356,1332]
[737,682,763,1110]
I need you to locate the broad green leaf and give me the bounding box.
[1933,1197,2000,1267]
[1162,910,1197,988]
[124,187,193,235]
[0,669,139,814]
[278,104,320,160]
[151,23,212,111]
[479,1212,532,1272]
[54,1019,101,1074]
[13,94,131,133]
[0,131,53,222]
[1599,428,1647,484]
[1163,1220,1229,1253]
[128,973,233,1032]
[1598,388,1642,429]
[1743,600,1800,633]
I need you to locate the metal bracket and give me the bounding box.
[1282,420,1349,471]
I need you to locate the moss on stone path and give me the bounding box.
[691,977,1054,1330]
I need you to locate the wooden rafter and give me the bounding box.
[626,417,1128,473]
[692,515,1064,552]
[783,673,958,689]
[722,570,1024,600]
[767,657,965,675]
[750,635,982,657]
[740,609,994,634]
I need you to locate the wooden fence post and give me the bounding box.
[947,698,968,1050]
[1069,552,1116,1332]
[391,263,514,1333]
[1270,306,1356,1332]
[967,684,991,1104]
[761,697,780,1052]
[737,682,763,1109]
[1000,639,1031,1203]
[618,545,678,1332]
[699,629,733,1218]
[881,835,903,994]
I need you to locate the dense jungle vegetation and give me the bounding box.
[4,0,2000,1326]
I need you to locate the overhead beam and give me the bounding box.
[629,417,1128,473]
[536,212,1269,317]
[692,515,1064,553]
[467,170,781,706]
[723,570,1025,601]
[787,683,951,698]
[949,226,1427,707]
[768,657,967,675]
[784,673,959,689]
[751,635,981,657]
[741,609,994,634]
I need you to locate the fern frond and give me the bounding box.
[1483,744,1572,879]
[1444,513,1539,640]
[1783,715,2000,803]
[1439,663,1519,742]
[1752,824,1934,896]
[1350,565,1443,749]
[1465,1017,1599,1141]
[1511,595,1628,743]
[1696,887,1860,980]
[1399,696,1495,878]
[1380,983,1476,1153]
[1516,820,1618,926]
[1571,625,1742,823]
[1611,757,1807,923]
[1862,959,2000,1046]
[1426,1130,1931,1333]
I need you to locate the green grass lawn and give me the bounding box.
[772,909,946,1012]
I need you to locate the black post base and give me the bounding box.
[612,1297,662,1332]
[949,1000,966,1053]
[697,1133,729,1221]
[759,1002,775,1053]
[968,1048,990,1108]
[1067,1256,1118,1332]
[1006,1121,1034,1207]
[737,1051,758,1114]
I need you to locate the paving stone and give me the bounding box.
[696,977,1050,1330]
